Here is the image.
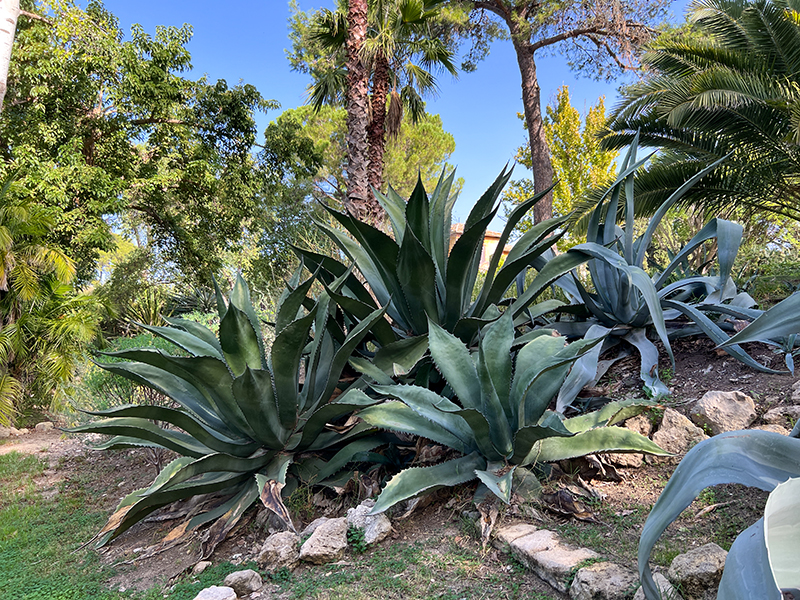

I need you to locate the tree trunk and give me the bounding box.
[367,51,389,197]
[509,20,554,224]
[345,0,383,224]
[0,0,20,113]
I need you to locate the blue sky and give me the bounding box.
[100,1,690,224]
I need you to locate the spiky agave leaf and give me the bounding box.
[638,431,800,600]
[72,279,387,550]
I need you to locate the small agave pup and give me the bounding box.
[356,310,668,512]
[70,276,391,553]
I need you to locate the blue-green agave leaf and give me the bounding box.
[428,320,481,410]
[475,466,516,504]
[638,431,800,600]
[370,452,487,515]
[358,400,471,454]
[722,293,800,347]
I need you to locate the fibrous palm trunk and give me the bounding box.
[367,51,389,197]
[345,0,383,224]
[0,0,20,113]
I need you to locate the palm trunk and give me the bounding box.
[509,19,554,224]
[345,0,379,223]
[0,0,20,113]
[367,51,389,198]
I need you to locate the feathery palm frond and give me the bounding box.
[605,0,800,219]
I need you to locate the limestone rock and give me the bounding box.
[346,499,393,545]
[192,560,212,575]
[569,562,639,600]
[299,517,348,564]
[691,391,757,435]
[633,573,684,600]
[257,531,299,572]
[753,423,790,436]
[651,408,708,463]
[606,415,653,468]
[300,517,330,537]
[34,421,54,432]
[0,425,11,438]
[762,405,800,428]
[667,543,727,599]
[493,523,538,551]
[792,379,800,402]
[192,586,237,600]
[606,452,643,469]
[509,529,600,593]
[223,569,262,596]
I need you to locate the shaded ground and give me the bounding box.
[1,339,795,598]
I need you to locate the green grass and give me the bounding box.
[267,539,558,600]
[0,452,154,600]
[0,450,560,600]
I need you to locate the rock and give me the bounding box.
[493,523,539,551]
[606,452,643,469]
[299,517,348,564]
[651,409,708,463]
[667,543,727,599]
[223,569,262,596]
[606,414,654,468]
[346,499,393,545]
[257,531,299,572]
[691,391,757,435]
[762,405,800,428]
[0,425,11,438]
[753,423,790,436]
[300,517,330,537]
[10,427,27,436]
[192,560,212,575]
[509,529,600,593]
[626,414,654,437]
[792,379,800,403]
[192,586,237,600]
[34,421,54,432]
[633,572,684,600]
[569,562,638,600]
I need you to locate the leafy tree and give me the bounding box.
[266,104,462,204]
[3,0,312,285]
[504,87,616,243]
[289,0,456,221]
[603,0,800,224]
[448,0,670,224]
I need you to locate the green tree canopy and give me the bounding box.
[4,0,318,285]
[266,104,462,204]
[504,86,616,242]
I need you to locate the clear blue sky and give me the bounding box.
[100,1,690,224]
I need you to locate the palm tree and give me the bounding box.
[295,0,456,221]
[603,0,800,222]
[0,178,99,424]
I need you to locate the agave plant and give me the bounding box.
[295,169,590,358]
[354,310,666,512]
[69,276,390,551]
[721,292,800,374]
[638,430,800,599]
[543,135,783,397]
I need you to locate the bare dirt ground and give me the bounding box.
[1,339,795,596]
